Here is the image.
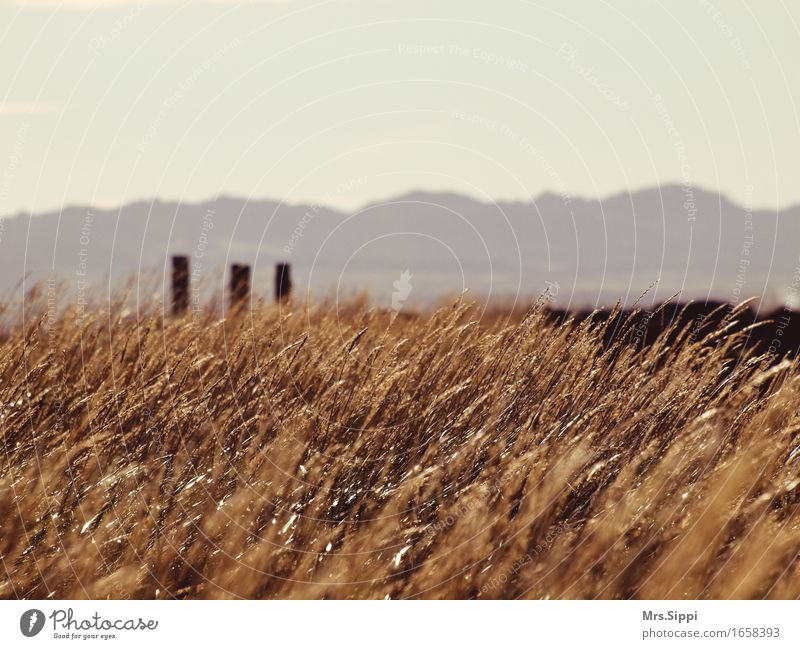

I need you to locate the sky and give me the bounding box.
[1,0,798,215]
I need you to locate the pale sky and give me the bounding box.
[1,0,798,215]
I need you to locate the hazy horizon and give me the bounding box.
[2,181,798,220]
[1,0,799,215]
[2,183,798,313]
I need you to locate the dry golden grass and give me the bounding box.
[2,288,800,599]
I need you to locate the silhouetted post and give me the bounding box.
[275,262,291,302]
[171,255,189,316]
[230,264,250,307]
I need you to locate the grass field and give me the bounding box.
[2,290,800,599]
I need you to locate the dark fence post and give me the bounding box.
[230,264,250,307]
[171,255,189,316]
[275,263,291,302]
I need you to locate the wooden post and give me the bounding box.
[230,264,250,307]
[275,262,291,302]
[171,255,189,316]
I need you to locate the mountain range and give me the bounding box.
[1,185,797,311]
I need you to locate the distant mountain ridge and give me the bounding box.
[2,185,798,311]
